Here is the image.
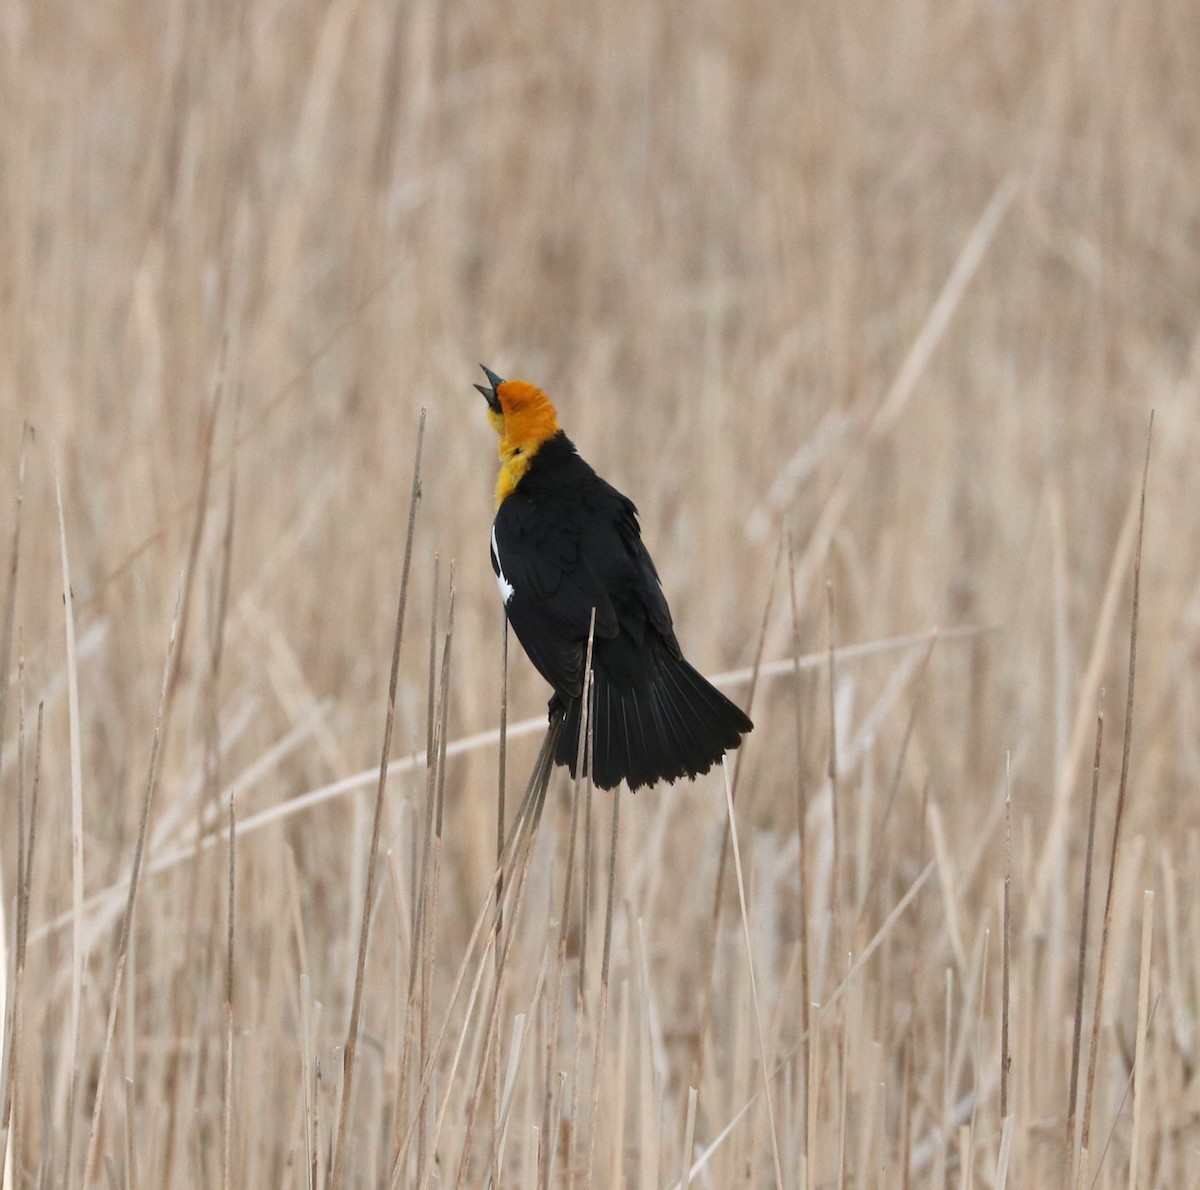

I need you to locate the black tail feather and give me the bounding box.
[553,649,752,791]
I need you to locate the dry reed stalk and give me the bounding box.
[855,633,935,930]
[83,567,184,1181]
[394,555,440,1160]
[899,1036,914,1190]
[298,973,317,1190]
[419,564,456,1180]
[1067,698,1105,1172]
[214,410,239,1190]
[423,722,559,1190]
[54,465,87,1185]
[690,535,782,1096]
[826,580,843,965]
[807,999,820,1185]
[634,919,659,1190]
[31,624,990,948]
[996,1114,1014,1189]
[12,706,41,1183]
[966,928,990,1190]
[412,554,442,1183]
[451,710,564,1185]
[785,528,813,1168]
[585,789,621,1189]
[610,978,631,1190]
[0,845,6,1190]
[492,615,509,1186]
[389,713,563,1184]
[1127,889,1153,1190]
[0,428,28,1190]
[1001,760,1012,1126]
[1029,471,1142,934]
[153,386,224,1190]
[787,177,1016,608]
[1078,419,1152,1172]
[935,967,952,1188]
[679,1086,697,1190]
[837,953,849,1188]
[567,700,597,1189]
[928,801,969,976]
[538,614,595,1190]
[720,755,785,1183]
[490,1012,529,1182]
[329,408,425,1189]
[122,1077,137,1190]
[221,796,236,1190]
[673,859,932,1190]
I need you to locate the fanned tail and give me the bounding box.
[554,648,753,791]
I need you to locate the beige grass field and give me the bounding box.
[1,0,1198,1185]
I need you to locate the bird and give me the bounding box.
[475,364,753,791]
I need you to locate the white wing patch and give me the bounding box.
[491,525,515,605]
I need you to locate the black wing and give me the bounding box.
[491,489,621,698]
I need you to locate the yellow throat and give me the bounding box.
[488,380,561,505]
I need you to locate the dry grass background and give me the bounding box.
[0,0,1198,1185]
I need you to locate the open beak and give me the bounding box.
[474,364,505,414]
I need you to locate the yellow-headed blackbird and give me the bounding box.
[476,365,753,791]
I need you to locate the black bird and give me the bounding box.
[476,365,752,791]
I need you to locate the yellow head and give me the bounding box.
[476,367,562,505]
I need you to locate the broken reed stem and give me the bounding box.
[330,408,425,1190]
[1067,696,1105,1170]
[1078,417,1151,1170]
[84,570,185,1182]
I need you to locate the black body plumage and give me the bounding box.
[489,429,753,790]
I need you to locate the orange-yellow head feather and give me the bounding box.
[477,371,562,505]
